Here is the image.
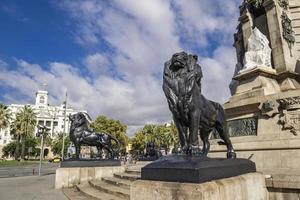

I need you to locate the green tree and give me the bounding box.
[131,131,147,154]
[2,138,39,159]
[155,124,179,152]
[91,116,129,154]
[10,106,37,161]
[131,124,156,154]
[25,137,39,158]
[51,134,70,157]
[2,141,17,158]
[0,103,11,130]
[131,123,179,154]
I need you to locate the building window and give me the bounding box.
[40,96,45,104]
[53,121,58,126]
[38,120,44,125]
[3,140,6,144]
[4,131,7,136]
[46,121,51,127]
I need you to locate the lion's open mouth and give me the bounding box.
[170,60,184,71]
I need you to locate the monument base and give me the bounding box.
[138,156,159,161]
[60,159,121,168]
[131,173,268,200]
[141,155,256,183]
[230,66,280,102]
[55,165,125,189]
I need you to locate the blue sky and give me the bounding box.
[0,0,241,135]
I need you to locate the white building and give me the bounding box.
[0,90,86,157]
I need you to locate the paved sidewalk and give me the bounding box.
[0,174,67,200]
[0,163,58,178]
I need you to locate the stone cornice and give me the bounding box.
[233,67,277,81]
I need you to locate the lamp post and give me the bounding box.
[61,92,67,161]
[37,125,50,176]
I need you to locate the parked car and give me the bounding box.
[49,157,61,163]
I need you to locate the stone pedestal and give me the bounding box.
[131,173,269,200]
[60,159,121,168]
[141,155,256,183]
[230,66,280,102]
[55,165,125,189]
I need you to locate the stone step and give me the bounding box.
[63,187,96,200]
[125,168,141,175]
[101,176,132,189]
[76,184,122,200]
[114,172,141,181]
[89,180,130,200]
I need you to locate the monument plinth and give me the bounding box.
[230,66,280,102]
[141,155,256,183]
[132,173,268,200]
[60,159,121,168]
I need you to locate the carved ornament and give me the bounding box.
[281,11,295,55]
[278,96,300,110]
[259,100,279,117]
[278,96,300,135]
[278,0,289,10]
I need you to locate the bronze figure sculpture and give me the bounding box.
[69,112,120,159]
[144,142,162,158]
[163,52,236,158]
[138,141,162,161]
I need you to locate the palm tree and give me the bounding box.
[11,106,37,161]
[0,103,11,130]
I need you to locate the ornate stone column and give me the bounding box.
[264,0,297,72]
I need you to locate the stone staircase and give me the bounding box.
[63,164,143,200]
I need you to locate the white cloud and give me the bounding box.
[84,53,110,76]
[0,59,171,136]
[200,46,237,103]
[173,0,240,47]
[1,1,242,136]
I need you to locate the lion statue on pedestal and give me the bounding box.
[163,52,236,158]
[69,112,120,159]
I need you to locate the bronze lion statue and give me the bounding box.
[163,52,236,158]
[69,112,120,159]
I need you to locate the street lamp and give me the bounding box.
[37,124,50,176]
[61,92,67,161]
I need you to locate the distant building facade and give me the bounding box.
[0,90,86,157]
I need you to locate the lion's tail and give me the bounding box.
[212,102,226,124]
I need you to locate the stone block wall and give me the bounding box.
[55,165,125,189]
[131,173,268,200]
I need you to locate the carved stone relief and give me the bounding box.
[278,110,300,135]
[259,100,279,117]
[278,97,300,135]
[278,97,300,110]
[211,117,257,139]
[227,118,257,137]
[281,11,295,55]
[278,0,289,10]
